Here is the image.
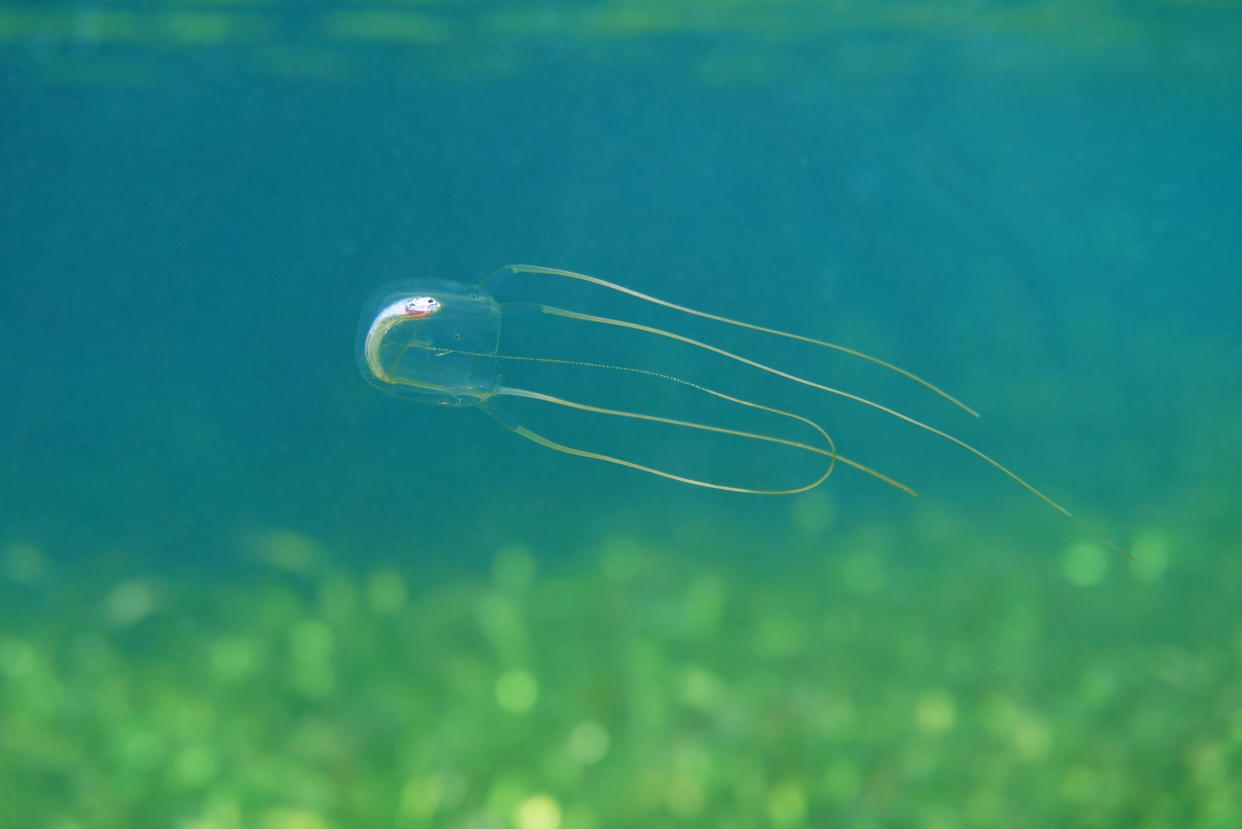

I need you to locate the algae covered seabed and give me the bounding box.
[2,513,1238,828]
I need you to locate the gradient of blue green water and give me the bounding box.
[2,2,1240,826]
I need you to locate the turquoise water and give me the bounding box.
[2,2,1240,826]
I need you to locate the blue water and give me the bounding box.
[2,2,1240,824]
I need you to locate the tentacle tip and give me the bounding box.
[956,402,982,418]
[1103,539,1132,559]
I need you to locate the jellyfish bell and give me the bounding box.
[358,279,501,408]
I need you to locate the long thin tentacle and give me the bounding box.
[526,303,1130,558]
[389,338,911,495]
[488,386,838,495]
[385,332,911,495]
[491,353,915,496]
[485,264,980,418]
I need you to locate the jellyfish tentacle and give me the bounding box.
[384,338,876,495]
[489,352,914,495]
[533,304,1130,558]
[488,264,980,418]
[488,386,837,495]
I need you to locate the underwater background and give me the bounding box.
[2,1,1241,826]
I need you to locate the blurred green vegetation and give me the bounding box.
[2,513,1238,828]
[2,0,1239,86]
